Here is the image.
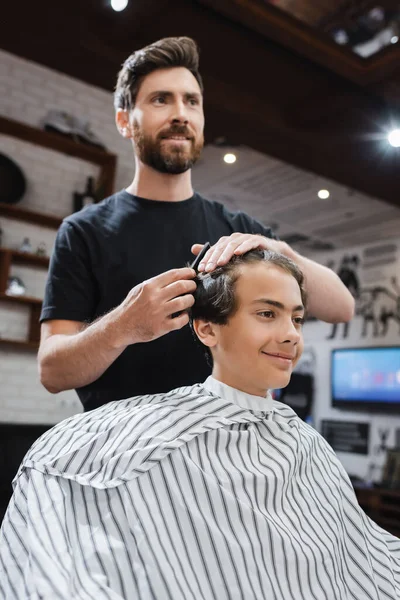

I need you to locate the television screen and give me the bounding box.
[331,347,400,412]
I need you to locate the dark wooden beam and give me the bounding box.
[197,0,400,85]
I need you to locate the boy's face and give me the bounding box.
[125,66,204,174]
[197,263,305,397]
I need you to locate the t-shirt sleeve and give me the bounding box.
[221,205,279,240]
[40,221,98,323]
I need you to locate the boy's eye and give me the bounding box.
[258,311,274,318]
[153,96,166,104]
[294,317,305,325]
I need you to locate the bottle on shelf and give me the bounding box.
[81,176,97,208]
[73,176,97,212]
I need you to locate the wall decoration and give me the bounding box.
[19,237,32,253]
[35,242,47,257]
[6,276,26,296]
[0,153,26,205]
[357,280,400,337]
[323,243,400,341]
[327,254,361,339]
[320,420,370,455]
[42,110,105,149]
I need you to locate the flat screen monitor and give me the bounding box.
[331,347,400,413]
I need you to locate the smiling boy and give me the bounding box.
[192,252,305,397]
[1,250,399,599]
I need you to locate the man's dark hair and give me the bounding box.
[190,249,307,363]
[114,37,203,111]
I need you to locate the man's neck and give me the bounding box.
[127,160,194,202]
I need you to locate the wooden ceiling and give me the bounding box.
[2,0,400,207]
[267,0,400,29]
[267,0,349,27]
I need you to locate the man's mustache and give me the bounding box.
[159,126,193,140]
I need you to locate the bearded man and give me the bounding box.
[38,37,354,411]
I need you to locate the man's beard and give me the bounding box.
[133,123,203,174]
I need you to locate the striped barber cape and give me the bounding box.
[1,376,400,600]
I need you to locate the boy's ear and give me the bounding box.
[192,320,218,349]
[115,109,133,138]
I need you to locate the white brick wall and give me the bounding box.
[0,49,133,189]
[0,50,134,424]
[0,302,30,342]
[0,348,82,423]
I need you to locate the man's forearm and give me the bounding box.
[39,267,197,395]
[38,309,127,394]
[282,244,355,323]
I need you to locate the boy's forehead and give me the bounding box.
[235,263,302,305]
[137,67,202,98]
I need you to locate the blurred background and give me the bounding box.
[1,0,400,531]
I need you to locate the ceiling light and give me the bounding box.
[333,29,349,45]
[318,189,330,199]
[391,35,399,44]
[224,153,237,164]
[111,0,128,11]
[388,129,400,148]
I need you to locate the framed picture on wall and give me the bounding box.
[320,420,370,455]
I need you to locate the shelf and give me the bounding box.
[0,115,115,166]
[0,248,49,268]
[0,115,118,224]
[0,203,63,229]
[0,115,117,198]
[0,292,42,307]
[0,339,38,351]
[0,115,117,353]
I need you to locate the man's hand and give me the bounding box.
[112,267,197,347]
[191,233,355,323]
[191,234,285,273]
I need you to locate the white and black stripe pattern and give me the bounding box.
[1,377,399,599]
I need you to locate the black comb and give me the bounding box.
[171,242,211,319]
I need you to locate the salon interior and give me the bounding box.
[0,0,400,535]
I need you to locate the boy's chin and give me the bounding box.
[268,374,292,392]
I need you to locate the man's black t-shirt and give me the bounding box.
[41,191,276,410]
